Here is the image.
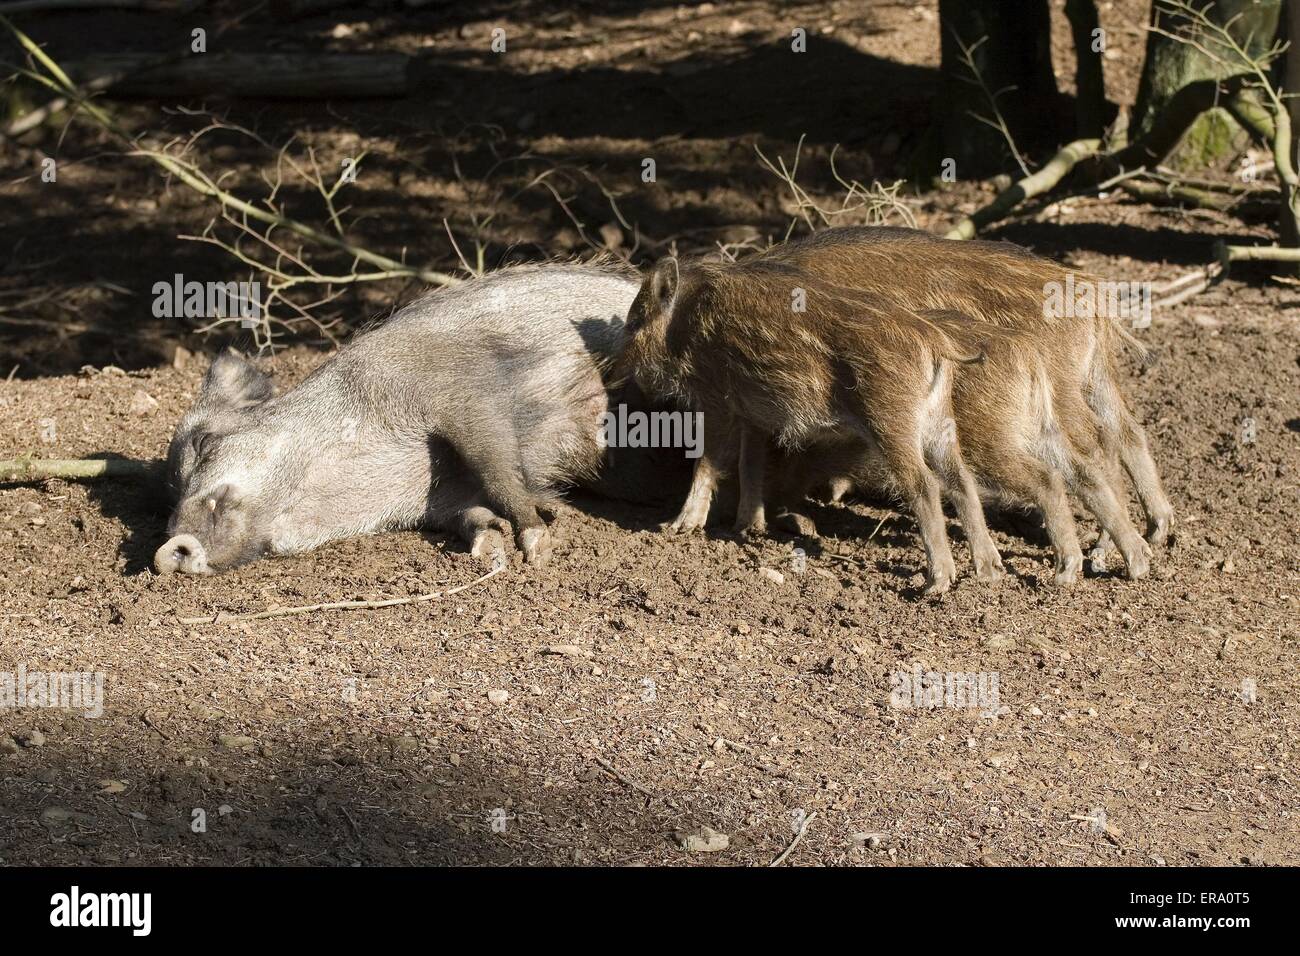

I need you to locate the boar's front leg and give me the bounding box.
[443,427,552,566]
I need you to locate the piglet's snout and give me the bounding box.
[154,534,211,575]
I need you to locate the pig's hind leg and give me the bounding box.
[1086,362,1174,550]
[444,426,552,566]
[861,364,959,595]
[897,460,959,596]
[926,431,1005,583]
[873,428,958,596]
[455,504,512,565]
[975,447,1084,585]
[1061,424,1151,580]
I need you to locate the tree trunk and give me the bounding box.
[929,0,1062,179]
[1132,0,1284,170]
[1281,0,1300,253]
[1065,0,1108,139]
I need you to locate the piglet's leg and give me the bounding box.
[945,461,1004,583]
[878,426,956,596]
[909,470,958,596]
[670,411,736,533]
[924,421,1003,582]
[733,424,768,535]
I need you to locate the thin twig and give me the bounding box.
[176,564,504,625]
[592,755,655,801]
[951,32,1032,177]
[769,810,817,867]
[0,19,458,292]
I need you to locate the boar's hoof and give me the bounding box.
[154,534,211,575]
[1086,545,1109,576]
[732,517,767,537]
[470,528,509,564]
[826,478,853,504]
[668,509,708,535]
[519,526,552,567]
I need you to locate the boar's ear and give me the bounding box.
[648,257,680,315]
[199,349,273,411]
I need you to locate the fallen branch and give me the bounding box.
[591,755,655,801]
[3,67,122,138]
[0,457,155,480]
[947,72,1289,240]
[1117,177,1278,218]
[177,564,505,626]
[1151,263,1222,309]
[1215,242,1300,264]
[945,139,1101,240]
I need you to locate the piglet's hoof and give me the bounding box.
[974,554,1005,583]
[669,508,708,534]
[922,557,956,596]
[732,517,766,537]
[1054,554,1083,586]
[773,510,818,538]
[1123,543,1151,581]
[921,573,953,597]
[519,526,552,567]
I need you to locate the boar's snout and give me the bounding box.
[154,534,212,575]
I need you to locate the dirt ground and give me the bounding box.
[1,1,1297,866]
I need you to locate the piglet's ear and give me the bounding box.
[199,349,273,410]
[648,257,680,314]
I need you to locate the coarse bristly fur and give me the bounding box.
[157,261,654,575]
[770,308,1152,584]
[757,226,1172,566]
[620,255,1000,595]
